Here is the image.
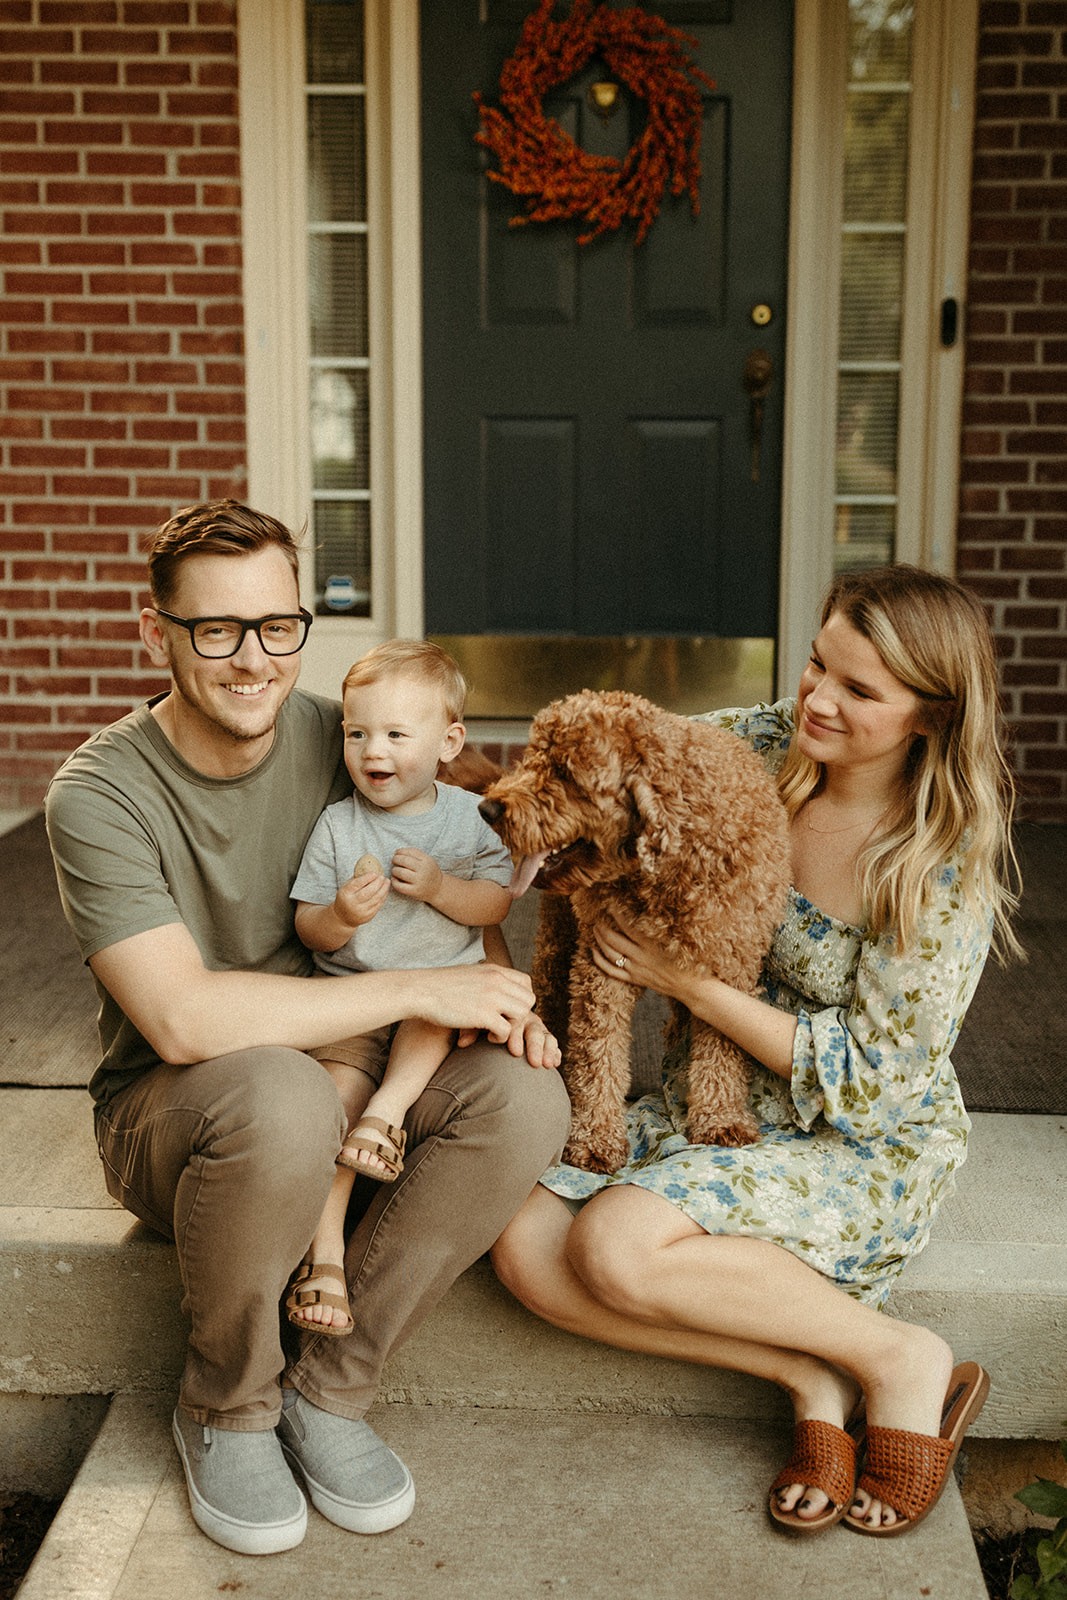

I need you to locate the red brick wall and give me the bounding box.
[0,0,246,808]
[959,1,1067,822]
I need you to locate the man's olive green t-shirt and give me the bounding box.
[44,690,350,1109]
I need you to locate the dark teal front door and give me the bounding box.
[420,0,794,696]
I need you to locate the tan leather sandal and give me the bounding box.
[285,1260,354,1338]
[335,1116,406,1182]
[843,1361,990,1537]
[768,1405,865,1535]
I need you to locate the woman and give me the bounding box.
[492,565,1020,1536]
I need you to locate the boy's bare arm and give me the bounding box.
[294,862,389,952]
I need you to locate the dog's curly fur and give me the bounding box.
[479,689,791,1174]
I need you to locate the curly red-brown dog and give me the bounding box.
[479,689,791,1174]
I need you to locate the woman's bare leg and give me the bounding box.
[493,1183,953,1529]
[492,1187,859,1523]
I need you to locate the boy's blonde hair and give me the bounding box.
[777,564,1021,958]
[342,639,468,724]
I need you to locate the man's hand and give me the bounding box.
[513,1011,562,1070]
[453,998,561,1071]
[415,961,537,1038]
[390,847,442,904]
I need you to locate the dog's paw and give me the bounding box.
[563,1133,630,1174]
[686,1113,760,1149]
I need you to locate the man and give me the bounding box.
[46,501,569,1555]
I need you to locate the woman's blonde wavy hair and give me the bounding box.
[777,565,1022,958]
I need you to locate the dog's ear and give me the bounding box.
[552,695,627,798]
[626,764,687,872]
[437,745,504,795]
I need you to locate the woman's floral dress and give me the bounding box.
[540,700,991,1307]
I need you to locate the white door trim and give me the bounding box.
[778,0,978,698]
[237,0,424,700]
[778,0,848,700]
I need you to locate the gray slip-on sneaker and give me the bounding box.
[172,1407,307,1555]
[277,1391,415,1534]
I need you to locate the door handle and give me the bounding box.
[743,349,773,483]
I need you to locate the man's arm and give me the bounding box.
[90,920,537,1066]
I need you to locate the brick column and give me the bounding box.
[959,3,1067,821]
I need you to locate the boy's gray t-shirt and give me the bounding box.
[291,783,513,976]
[45,689,350,1108]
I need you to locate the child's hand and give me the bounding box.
[334,857,389,926]
[390,847,443,904]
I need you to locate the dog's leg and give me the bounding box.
[683,1014,760,1147]
[530,893,579,1054]
[561,948,638,1174]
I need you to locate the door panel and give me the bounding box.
[421,0,793,663]
[485,418,577,629]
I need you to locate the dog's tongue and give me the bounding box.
[509,851,548,898]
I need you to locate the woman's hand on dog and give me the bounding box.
[592,916,690,1001]
[593,916,798,1081]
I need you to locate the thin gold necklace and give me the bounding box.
[803,804,888,836]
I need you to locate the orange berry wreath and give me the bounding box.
[473,0,715,246]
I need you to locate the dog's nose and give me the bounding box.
[478,797,504,825]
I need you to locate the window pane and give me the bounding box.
[314,501,371,615]
[306,3,371,618]
[311,369,370,491]
[307,95,366,224]
[834,503,896,571]
[849,0,914,83]
[306,0,364,84]
[832,0,913,566]
[309,234,368,359]
[844,90,910,223]
[836,372,899,496]
[840,233,903,361]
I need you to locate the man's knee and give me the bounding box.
[423,1042,570,1158]
[208,1047,344,1171]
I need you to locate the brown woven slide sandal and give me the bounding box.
[285,1260,354,1338]
[335,1116,406,1182]
[843,1360,990,1536]
[768,1403,865,1534]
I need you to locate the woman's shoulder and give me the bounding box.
[693,698,797,770]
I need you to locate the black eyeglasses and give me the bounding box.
[156,608,313,659]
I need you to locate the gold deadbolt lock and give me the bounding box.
[751,303,773,327]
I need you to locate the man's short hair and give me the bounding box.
[343,639,468,724]
[148,500,301,607]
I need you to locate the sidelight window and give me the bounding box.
[305,0,372,617]
[833,0,914,571]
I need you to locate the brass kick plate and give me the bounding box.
[430,636,775,720]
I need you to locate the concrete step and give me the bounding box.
[18,1390,989,1600]
[2,1091,1064,1443]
